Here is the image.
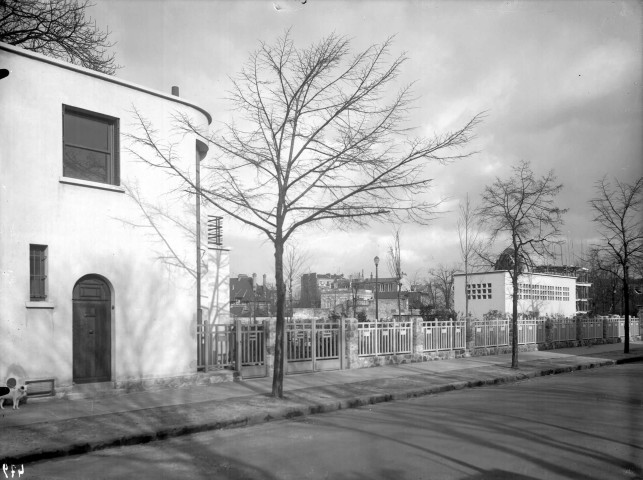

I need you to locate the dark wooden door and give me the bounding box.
[73,276,111,384]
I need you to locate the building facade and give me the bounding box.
[454,271,577,319]
[0,43,228,391]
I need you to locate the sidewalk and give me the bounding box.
[2,342,642,464]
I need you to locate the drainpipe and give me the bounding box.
[196,136,209,365]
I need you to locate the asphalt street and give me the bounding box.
[22,363,642,480]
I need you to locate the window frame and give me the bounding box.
[62,105,120,186]
[29,244,48,301]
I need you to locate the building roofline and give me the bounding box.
[453,270,576,279]
[0,42,212,124]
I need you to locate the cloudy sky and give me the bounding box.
[91,0,642,282]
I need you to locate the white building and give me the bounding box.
[454,270,577,319]
[0,43,229,392]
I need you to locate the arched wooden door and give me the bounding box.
[73,276,111,384]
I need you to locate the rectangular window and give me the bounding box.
[63,106,119,185]
[466,282,492,300]
[30,244,48,300]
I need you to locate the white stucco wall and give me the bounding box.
[0,44,222,387]
[454,271,577,319]
[454,271,509,319]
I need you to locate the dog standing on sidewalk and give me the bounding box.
[0,385,28,410]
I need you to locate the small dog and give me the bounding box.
[0,385,28,410]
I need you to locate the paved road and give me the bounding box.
[23,363,643,480]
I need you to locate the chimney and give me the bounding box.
[263,274,267,286]
[252,273,257,291]
[171,86,180,96]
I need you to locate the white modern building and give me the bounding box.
[0,43,229,393]
[454,270,577,319]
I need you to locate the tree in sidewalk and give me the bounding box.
[127,32,482,398]
[0,0,119,74]
[386,227,404,318]
[589,176,643,354]
[478,160,566,368]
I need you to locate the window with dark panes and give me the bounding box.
[63,106,119,185]
[30,244,48,300]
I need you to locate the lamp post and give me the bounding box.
[374,256,380,321]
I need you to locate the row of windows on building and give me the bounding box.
[518,283,570,302]
[467,282,571,302]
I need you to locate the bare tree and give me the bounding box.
[589,176,643,354]
[0,0,119,74]
[478,160,566,368]
[284,244,310,320]
[429,264,458,313]
[585,247,621,315]
[387,227,404,317]
[457,193,482,320]
[127,32,482,397]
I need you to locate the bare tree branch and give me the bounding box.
[0,0,120,74]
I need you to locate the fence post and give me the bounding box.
[449,318,455,351]
[414,317,424,355]
[235,318,242,377]
[283,321,288,371]
[263,320,269,377]
[339,317,346,370]
[311,318,317,372]
[199,322,212,372]
[375,320,379,357]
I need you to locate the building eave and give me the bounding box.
[0,42,212,124]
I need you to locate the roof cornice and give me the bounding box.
[0,42,212,124]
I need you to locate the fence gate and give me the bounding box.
[237,321,268,378]
[197,321,268,378]
[285,319,343,374]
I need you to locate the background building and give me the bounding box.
[299,273,345,308]
[454,270,578,319]
[230,273,275,319]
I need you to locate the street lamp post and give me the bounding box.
[374,256,380,321]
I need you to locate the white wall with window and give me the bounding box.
[0,43,228,390]
[454,271,577,319]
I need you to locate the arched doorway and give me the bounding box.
[72,275,112,384]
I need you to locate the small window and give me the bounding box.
[63,106,119,185]
[30,244,48,300]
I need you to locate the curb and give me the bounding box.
[3,356,642,465]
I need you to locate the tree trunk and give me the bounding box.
[464,268,469,321]
[271,238,286,398]
[623,266,630,354]
[511,272,519,369]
